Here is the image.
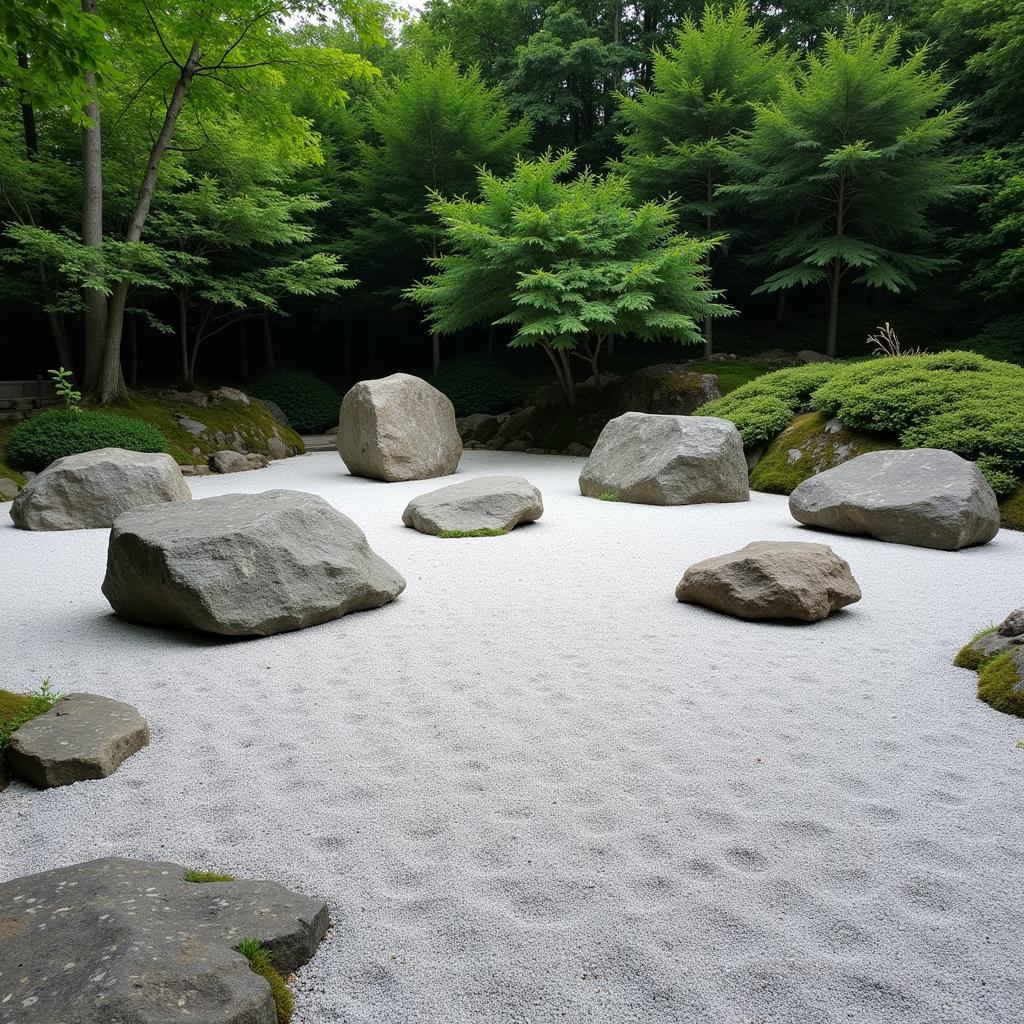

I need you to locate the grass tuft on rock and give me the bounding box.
[183,868,236,883]
[438,527,508,538]
[235,938,294,1024]
[976,650,1024,718]
[0,681,61,752]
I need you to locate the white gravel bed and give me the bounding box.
[1,450,1022,1023]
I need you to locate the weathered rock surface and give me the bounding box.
[789,448,1000,550]
[338,373,462,482]
[6,693,148,789]
[675,541,862,622]
[0,478,19,501]
[0,857,329,1024]
[998,608,1024,638]
[255,397,289,426]
[9,448,190,531]
[102,489,406,636]
[209,451,268,474]
[579,413,749,505]
[402,476,543,536]
[613,364,722,416]
[456,413,502,445]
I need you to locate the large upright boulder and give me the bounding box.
[0,857,329,1024]
[675,540,861,622]
[402,476,543,536]
[579,412,749,505]
[789,448,1000,550]
[102,489,405,636]
[337,373,462,481]
[9,448,190,531]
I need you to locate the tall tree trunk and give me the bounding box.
[178,290,190,387]
[129,312,138,387]
[827,260,841,358]
[703,172,714,358]
[262,312,275,369]
[775,289,787,324]
[98,40,202,403]
[81,0,106,395]
[238,319,249,381]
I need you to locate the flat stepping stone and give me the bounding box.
[10,448,190,531]
[402,475,543,536]
[102,489,406,636]
[676,540,862,622]
[579,413,749,505]
[788,448,999,550]
[6,692,149,789]
[0,857,329,1023]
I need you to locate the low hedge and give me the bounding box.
[253,369,340,434]
[429,356,522,417]
[6,409,168,473]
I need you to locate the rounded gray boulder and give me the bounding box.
[338,373,462,481]
[10,447,190,531]
[402,475,543,536]
[788,448,1000,550]
[579,412,749,505]
[102,489,406,636]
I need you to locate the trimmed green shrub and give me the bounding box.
[429,356,522,416]
[253,369,340,434]
[7,409,168,472]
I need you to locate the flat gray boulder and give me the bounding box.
[9,448,190,531]
[789,448,1000,550]
[402,476,543,536]
[676,540,862,622]
[579,413,749,505]
[0,857,329,1024]
[102,489,405,636]
[6,692,149,789]
[338,373,462,481]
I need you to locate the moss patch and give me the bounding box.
[977,650,1024,718]
[0,685,60,752]
[749,412,897,495]
[999,484,1024,532]
[235,938,294,1024]
[183,869,236,883]
[438,527,508,538]
[954,626,998,671]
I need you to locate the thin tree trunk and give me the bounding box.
[262,312,275,369]
[238,319,249,381]
[558,348,576,405]
[775,289,786,323]
[178,290,190,387]
[827,260,841,358]
[588,335,603,390]
[129,312,138,387]
[81,0,106,395]
[541,342,572,405]
[703,171,714,358]
[16,54,38,156]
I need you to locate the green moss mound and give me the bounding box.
[6,409,168,473]
[976,650,1024,718]
[430,356,523,416]
[253,369,340,433]
[698,352,1024,497]
[438,527,508,538]
[235,939,294,1024]
[749,412,896,495]
[999,484,1024,532]
[954,627,998,671]
[183,869,235,883]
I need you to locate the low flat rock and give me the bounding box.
[579,413,749,505]
[676,540,862,622]
[402,476,543,536]
[6,693,149,789]
[0,857,329,1024]
[338,373,462,482]
[9,448,190,531]
[102,489,405,637]
[788,448,1000,550]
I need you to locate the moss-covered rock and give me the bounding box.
[748,412,896,495]
[976,649,1024,718]
[999,483,1024,532]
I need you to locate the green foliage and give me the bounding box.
[0,680,61,752]
[253,370,341,434]
[953,626,998,671]
[429,356,522,416]
[235,939,294,1024]
[6,409,168,472]
[49,367,81,413]
[438,527,508,537]
[1000,484,1024,533]
[408,151,732,398]
[976,650,1024,719]
[183,869,236,883]
[960,314,1024,364]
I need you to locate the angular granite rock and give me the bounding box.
[579,413,749,505]
[402,476,543,536]
[337,373,462,482]
[209,450,251,474]
[675,540,862,622]
[0,857,329,1024]
[102,489,406,636]
[9,448,190,531]
[6,693,148,789]
[789,448,1000,550]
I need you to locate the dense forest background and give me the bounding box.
[0,0,1021,398]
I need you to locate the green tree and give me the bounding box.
[723,18,964,356]
[347,50,530,369]
[406,151,731,404]
[613,3,794,352]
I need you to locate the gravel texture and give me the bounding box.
[2,451,1023,1024]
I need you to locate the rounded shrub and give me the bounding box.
[252,369,340,434]
[429,356,523,417]
[7,409,168,472]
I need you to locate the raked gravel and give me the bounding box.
[2,450,1023,1024]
